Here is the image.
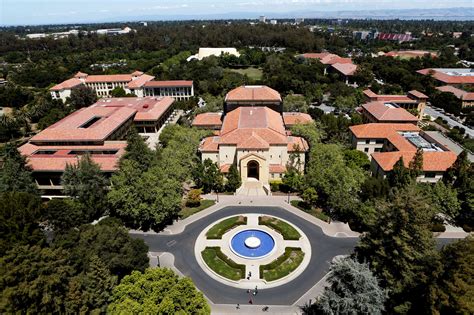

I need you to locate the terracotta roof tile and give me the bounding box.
[50,78,83,91]
[283,112,313,126]
[192,113,223,127]
[144,80,193,88]
[362,101,418,122]
[372,151,457,172]
[85,74,133,83]
[436,85,474,101]
[225,85,281,102]
[269,164,286,173]
[126,74,154,89]
[331,63,358,76]
[417,68,474,84]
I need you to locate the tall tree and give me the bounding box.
[306,257,386,315]
[355,184,439,313]
[388,157,412,188]
[108,268,210,314]
[0,192,44,255]
[67,86,97,110]
[431,236,474,314]
[408,148,424,178]
[225,164,241,192]
[62,154,108,220]
[0,143,38,194]
[122,128,155,172]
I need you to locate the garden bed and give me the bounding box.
[290,200,331,223]
[206,216,247,239]
[259,216,301,240]
[260,247,305,281]
[179,199,216,219]
[201,247,245,281]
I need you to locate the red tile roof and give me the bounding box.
[331,63,358,76]
[199,107,309,152]
[144,80,193,88]
[220,164,232,173]
[417,68,474,84]
[126,74,155,89]
[282,112,313,126]
[300,53,352,65]
[350,123,456,172]
[225,85,281,102]
[372,151,457,172]
[50,78,83,91]
[93,96,174,122]
[85,74,133,83]
[436,85,474,101]
[363,89,426,103]
[408,90,429,99]
[19,141,127,172]
[30,106,136,143]
[192,113,223,127]
[269,164,286,173]
[362,101,418,123]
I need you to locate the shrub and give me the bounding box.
[431,222,446,232]
[186,189,202,207]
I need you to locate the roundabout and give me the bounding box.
[195,214,311,288]
[131,205,359,305]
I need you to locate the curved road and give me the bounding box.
[131,205,460,306]
[131,205,357,305]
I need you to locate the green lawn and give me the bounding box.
[206,216,247,239]
[290,200,331,223]
[259,216,301,240]
[179,199,216,219]
[228,67,263,80]
[201,247,245,281]
[260,247,305,281]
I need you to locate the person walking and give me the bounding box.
[236,304,240,309]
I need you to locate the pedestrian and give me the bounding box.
[236,304,240,309]
[249,299,253,304]
[246,289,250,294]
[246,276,250,280]
[249,271,252,277]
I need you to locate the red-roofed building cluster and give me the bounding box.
[435,85,474,108]
[417,68,474,87]
[50,71,194,102]
[298,52,358,84]
[349,123,457,183]
[20,96,175,196]
[362,89,428,120]
[193,85,312,194]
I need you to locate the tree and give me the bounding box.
[344,149,370,170]
[301,187,318,207]
[353,65,374,87]
[304,143,366,220]
[185,189,202,207]
[283,164,303,201]
[110,86,127,97]
[42,198,89,232]
[306,257,386,315]
[333,95,358,110]
[426,181,461,225]
[283,94,309,112]
[0,245,75,314]
[431,236,474,314]
[108,268,210,314]
[53,220,149,278]
[408,148,424,178]
[62,154,109,220]
[0,143,38,194]
[388,157,412,188]
[195,158,223,194]
[67,85,97,110]
[122,128,155,171]
[108,160,182,230]
[290,122,322,148]
[225,164,241,192]
[355,184,439,313]
[0,192,44,255]
[65,255,117,314]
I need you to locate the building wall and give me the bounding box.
[224,101,282,114]
[370,159,444,183]
[51,89,72,102]
[462,100,474,108]
[85,81,129,97]
[351,135,385,158]
[142,86,194,100]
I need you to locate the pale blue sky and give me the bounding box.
[0,0,472,25]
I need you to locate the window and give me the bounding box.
[365,139,370,144]
[425,172,436,178]
[79,116,102,128]
[34,150,57,155]
[364,148,369,153]
[374,148,382,152]
[375,139,384,144]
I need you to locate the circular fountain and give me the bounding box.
[230,229,275,259]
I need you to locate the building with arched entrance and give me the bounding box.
[196,86,311,195]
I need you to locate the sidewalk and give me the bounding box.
[130,194,360,238]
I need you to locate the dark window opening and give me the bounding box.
[80,116,102,129]
[33,150,57,155]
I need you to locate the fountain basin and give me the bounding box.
[230,229,275,259]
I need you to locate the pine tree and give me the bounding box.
[307,257,386,315]
[0,143,38,194]
[408,148,424,178]
[388,157,411,188]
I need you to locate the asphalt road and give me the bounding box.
[425,105,474,138]
[131,205,460,306]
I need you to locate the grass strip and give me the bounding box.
[179,199,216,219]
[206,215,247,239]
[201,247,245,281]
[260,247,305,282]
[259,216,301,240]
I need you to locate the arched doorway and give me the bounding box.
[247,160,259,180]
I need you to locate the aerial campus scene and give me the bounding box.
[0,0,473,314]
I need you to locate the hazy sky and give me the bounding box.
[0,0,472,25]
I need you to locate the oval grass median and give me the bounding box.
[201,247,245,281]
[206,215,247,239]
[259,247,305,281]
[259,216,301,240]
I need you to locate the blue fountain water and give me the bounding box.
[230,229,275,259]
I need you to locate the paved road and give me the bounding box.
[425,105,474,138]
[131,205,460,306]
[132,205,357,306]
